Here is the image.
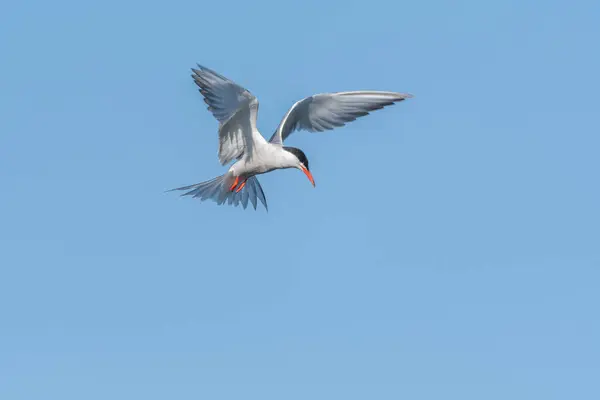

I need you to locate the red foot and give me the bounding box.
[235,180,247,193]
[229,176,240,191]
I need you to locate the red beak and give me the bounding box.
[300,165,315,187]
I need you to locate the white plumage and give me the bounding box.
[169,64,413,211]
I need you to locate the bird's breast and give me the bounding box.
[233,147,292,177]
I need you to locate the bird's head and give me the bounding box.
[283,146,315,187]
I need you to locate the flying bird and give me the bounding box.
[169,64,413,211]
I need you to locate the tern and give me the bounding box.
[169,64,413,211]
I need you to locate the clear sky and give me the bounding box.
[1,0,599,399]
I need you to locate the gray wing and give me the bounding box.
[192,65,264,165]
[269,91,413,145]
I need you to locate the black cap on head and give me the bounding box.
[283,146,309,170]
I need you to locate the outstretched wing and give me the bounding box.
[269,91,413,145]
[192,64,255,123]
[192,65,265,165]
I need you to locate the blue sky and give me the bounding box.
[1,0,599,398]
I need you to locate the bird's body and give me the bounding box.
[169,64,413,211]
[230,142,297,177]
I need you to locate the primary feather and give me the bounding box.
[270,91,412,145]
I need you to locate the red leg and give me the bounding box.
[228,176,240,191]
[235,180,247,193]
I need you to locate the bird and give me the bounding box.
[169,64,413,211]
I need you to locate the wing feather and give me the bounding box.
[192,65,264,164]
[269,91,413,144]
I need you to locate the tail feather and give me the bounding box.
[168,174,268,211]
[248,177,268,210]
[240,189,249,209]
[247,180,258,210]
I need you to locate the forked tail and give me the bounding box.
[167,173,268,211]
